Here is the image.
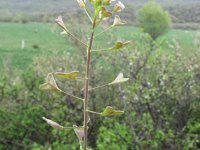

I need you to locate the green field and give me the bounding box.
[0,23,197,70]
[0,23,72,69]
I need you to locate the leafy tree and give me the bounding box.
[138,1,171,40]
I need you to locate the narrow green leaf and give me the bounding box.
[109,73,129,85]
[54,71,79,80]
[101,106,124,117]
[39,73,60,91]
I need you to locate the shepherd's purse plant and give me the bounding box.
[39,0,130,149]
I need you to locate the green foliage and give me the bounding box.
[138,1,171,39]
[0,105,49,149]
[0,1,200,149]
[96,119,133,150]
[0,36,200,149]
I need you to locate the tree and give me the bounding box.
[138,1,171,40]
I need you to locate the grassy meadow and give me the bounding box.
[0,22,198,70]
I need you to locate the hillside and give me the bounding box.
[0,0,200,29]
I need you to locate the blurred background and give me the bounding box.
[0,0,199,149]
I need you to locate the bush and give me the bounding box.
[96,119,133,150]
[0,105,49,149]
[138,1,171,40]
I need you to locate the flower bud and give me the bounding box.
[55,16,67,31]
[102,0,115,5]
[113,1,125,12]
[42,117,63,129]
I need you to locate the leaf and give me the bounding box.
[109,41,131,50]
[42,117,63,129]
[73,125,87,143]
[54,71,79,80]
[109,73,129,85]
[39,73,60,91]
[101,106,124,117]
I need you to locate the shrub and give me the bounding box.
[138,1,171,40]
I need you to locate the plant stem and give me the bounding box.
[86,110,102,115]
[63,127,74,129]
[89,84,109,91]
[94,26,113,39]
[91,48,112,52]
[67,30,88,47]
[84,8,93,23]
[58,89,84,102]
[83,17,96,150]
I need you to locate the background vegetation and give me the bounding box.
[0,0,199,150]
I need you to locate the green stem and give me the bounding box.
[63,127,74,129]
[89,84,109,91]
[83,16,96,150]
[86,110,102,115]
[62,26,87,47]
[91,48,112,52]
[67,30,88,47]
[94,26,113,39]
[58,89,84,102]
[84,8,93,23]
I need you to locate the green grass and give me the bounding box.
[0,23,74,69]
[0,23,198,70]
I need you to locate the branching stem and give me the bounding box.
[91,48,112,52]
[58,89,84,102]
[86,110,102,115]
[67,30,88,47]
[94,26,113,39]
[89,84,109,91]
[63,127,74,129]
[84,8,93,23]
[62,27,88,47]
[83,16,96,150]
